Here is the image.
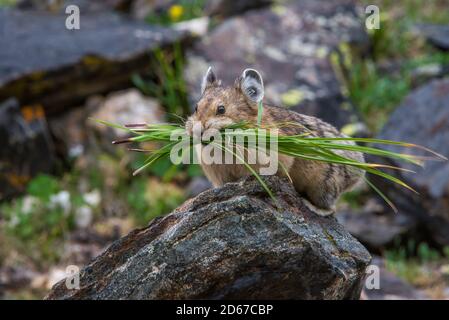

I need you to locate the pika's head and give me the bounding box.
[185,67,264,136]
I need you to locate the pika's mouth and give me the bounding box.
[199,135,215,146]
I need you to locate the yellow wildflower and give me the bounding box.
[169,5,184,22]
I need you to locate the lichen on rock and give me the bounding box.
[46,176,371,300]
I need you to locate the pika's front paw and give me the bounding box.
[302,198,335,217]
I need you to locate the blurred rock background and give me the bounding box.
[0,0,449,299]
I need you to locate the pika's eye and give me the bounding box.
[216,105,225,115]
[194,104,198,113]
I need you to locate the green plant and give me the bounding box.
[417,242,441,263]
[443,247,449,258]
[334,1,449,134]
[95,118,444,211]
[127,178,150,225]
[363,0,449,61]
[347,60,411,132]
[384,248,423,284]
[127,176,185,226]
[0,0,16,7]
[339,188,367,209]
[26,174,60,202]
[145,0,206,26]
[1,193,75,265]
[384,240,446,285]
[132,43,189,121]
[0,173,101,266]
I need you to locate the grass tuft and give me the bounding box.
[94,117,445,211]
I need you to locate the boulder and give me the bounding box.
[186,176,213,198]
[16,0,132,13]
[49,89,164,162]
[88,89,165,137]
[0,98,55,200]
[46,176,371,300]
[204,0,272,18]
[417,24,449,51]
[374,78,449,246]
[130,0,172,20]
[0,8,184,115]
[337,200,418,252]
[410,63,449,88]
[184,0,369,129]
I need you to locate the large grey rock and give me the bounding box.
[0,98,55,200]
[204,0,272,18]
[374,78,449,246]
[0,8,183,115]
[88,88,165,137]
[49,89,165,161]
[16,0,132,13]
[46,176,371,300]
[185,0,369,129]
[130,0,171,20]
[417,24,449,51]
[337,200,418,252]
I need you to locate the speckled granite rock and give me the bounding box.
[46,176,371,300]
[0,8,183,115]
[185,0,369,129]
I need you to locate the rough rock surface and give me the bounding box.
[204,0,272,18]
[0,8,183,115]
[48,89,164,160]
[88,89,165,136]
[185,0,369,129]
[46,176,371,300]
[417,24,449,51]
[374,78,449,246]
[0,98,55,200]
[130,0,171,20]
[16,0,132,13]
[337,200,418,252]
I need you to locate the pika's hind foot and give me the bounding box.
[302,198,335,217]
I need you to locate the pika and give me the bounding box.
[185,67,364,215]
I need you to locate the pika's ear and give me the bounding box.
[201,66,219,95]
[239,68,264,104]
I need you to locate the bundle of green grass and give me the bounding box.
[95,113,445,211]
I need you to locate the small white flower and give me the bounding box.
[49,191,71,216]
[68,144,84,158]
[21,196,38,215]
[83,190,101,208]
[9,215,20,228]
[75,205,93,229]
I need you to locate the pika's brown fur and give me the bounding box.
[185,68,364,215]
